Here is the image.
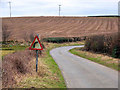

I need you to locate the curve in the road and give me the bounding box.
[50,46,118,88]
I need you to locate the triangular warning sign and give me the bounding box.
[29,36,43,50]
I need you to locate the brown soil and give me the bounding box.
[2,16,118,42]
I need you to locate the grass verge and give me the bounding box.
[1,45,28,57]
[69,47,119,71]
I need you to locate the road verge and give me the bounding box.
[69,47,119,71]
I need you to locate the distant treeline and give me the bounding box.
[42,37,86,43]
[85,33,120,58]
[88,15,119,17]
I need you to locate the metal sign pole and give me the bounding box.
[36,50,38,72]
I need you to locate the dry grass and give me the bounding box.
[70,47,119,70]
[1,50,15,57]
[14,57,51,88]
[2,50,36,88]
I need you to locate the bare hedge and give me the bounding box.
[85,33,120,58]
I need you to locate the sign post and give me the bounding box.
[36,50,38,72]
[29,35,43,72]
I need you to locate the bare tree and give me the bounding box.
[2,25,11,43]
[30,32,35,42]
[23,32,28,42]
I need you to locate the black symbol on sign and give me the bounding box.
[33,41,38,48]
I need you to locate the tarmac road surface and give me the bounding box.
[50,46,118,88]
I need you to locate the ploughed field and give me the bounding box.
[2,16,118,41]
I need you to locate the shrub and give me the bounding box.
[112,45,120,58]
[85,35,104,52]
[85,33,120,58]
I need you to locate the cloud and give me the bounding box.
[0,0,119,17]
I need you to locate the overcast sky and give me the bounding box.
[0,0,119,17]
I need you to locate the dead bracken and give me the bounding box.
[2,49,37,88]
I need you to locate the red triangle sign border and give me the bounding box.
[29,36,43,50]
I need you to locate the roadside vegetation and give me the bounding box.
[69,33,120,71]
[1,45,28,57]
[70,48,119,71]
[15,42,84,88]
[85,33,120,58]
[2,40,84,88]
[42,37,86,43]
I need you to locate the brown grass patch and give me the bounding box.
[79,48,119,64]
[2,49,37,88]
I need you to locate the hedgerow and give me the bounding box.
[42,37,86,43]
[85,33,120,58]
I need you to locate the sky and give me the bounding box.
[0,0,119,17]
